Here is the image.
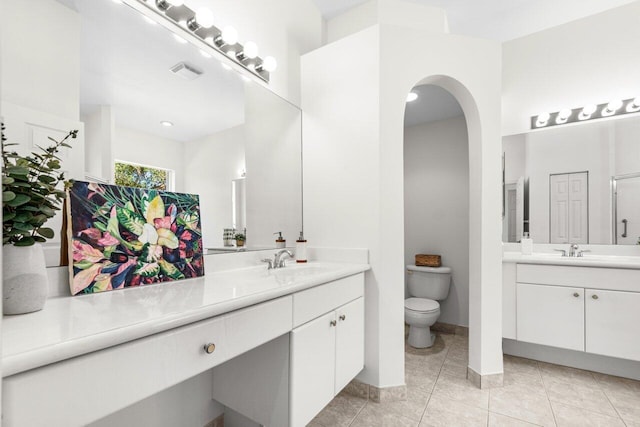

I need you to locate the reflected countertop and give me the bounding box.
[2,262,369,377]
[503,252,640,269]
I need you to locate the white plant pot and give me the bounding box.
[3,243,48,315]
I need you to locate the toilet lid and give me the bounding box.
[405,298,439,313]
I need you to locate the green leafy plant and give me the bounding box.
[2,123,77,246]
[234,233,246,241]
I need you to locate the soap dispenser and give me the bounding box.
[521,232,533,255]
[296,231,307,263]
[274,232,286,249]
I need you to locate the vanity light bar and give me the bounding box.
[532,96,640,129]
[134,0,277,83]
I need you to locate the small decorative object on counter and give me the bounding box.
[296,231,307,263]
[223,228,235,247]
[415,254,441,267]
[274,231,286,249]
[2,123,77,314]
[521,232,533,255]
[235,233,246,247]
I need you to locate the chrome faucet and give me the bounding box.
[554,243,590,257]
[273,249,294,268]
[568,243,579,257]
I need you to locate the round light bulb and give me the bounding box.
[406,92,418,102]
[582,104,597,115]
[606,99,623,113]
[536,112,550,126]
[633,97,640,108]
[262,56,277,72]
[167,0,184,6]
[222,26,238,45]
[194,8,214,29]
[558,108,572,120]
[243,41,258,59]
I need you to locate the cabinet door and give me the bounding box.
[586,289,640,361]
[290,311,336,427]
[334,297,364,394]
[517,283,584,351]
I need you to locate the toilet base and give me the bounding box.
[408,326,436,349]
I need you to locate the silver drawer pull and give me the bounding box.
[573,292,580,298]
[330,320,337,327]
[204,343,216,354]
[339,314,346,321]
[592,294,599,300]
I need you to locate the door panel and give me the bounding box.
[334,297,364,394]
[568,172,588,243]
[615,176,640,245]
[550,174,569,243]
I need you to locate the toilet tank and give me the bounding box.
[406,265,451,300]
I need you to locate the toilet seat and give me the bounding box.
[404,297,439,313]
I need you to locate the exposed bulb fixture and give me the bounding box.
[188,8,214,31]
[406,92,418,102]
[156,0,184,11]
[261,56,278,72]
[221,26,238,45]
[627,97,640,113]
[242,41,258,59]
[536,112,550,127]
[579,104,597,120]
[556,108,572,124]
[160,121,174,127]
[604,99,623,116]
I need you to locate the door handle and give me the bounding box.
[622,219,628,238]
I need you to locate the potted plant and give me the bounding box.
[234,233,246,247]
[2,123,77,314]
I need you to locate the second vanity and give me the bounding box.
[2,259,369,427]
[503,251,640,377]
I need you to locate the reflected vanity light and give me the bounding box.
[160,121,174,127]
[531,96,640,129]
[134,0,276,82]
[172,34,187,44]
[406,92,418,102]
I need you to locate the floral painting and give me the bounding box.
[67,181,204,295]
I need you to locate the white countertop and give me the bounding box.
[2,262,369,377]
[503,252,640,269]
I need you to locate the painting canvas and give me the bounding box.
[67,181,204,295]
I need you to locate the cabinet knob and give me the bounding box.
[592,294,599,300]
[339,314,346,321]
[330,320,337,327]
[204,343,216,354]
[573,292,580,298]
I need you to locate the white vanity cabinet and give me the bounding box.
[516,283,584,351]
[504,262,640,362]
[585,289,640,360]
[290,275,365,427]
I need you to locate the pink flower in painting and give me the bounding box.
[73,240,105,263]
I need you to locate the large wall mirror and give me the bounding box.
[1,0,302,264]
[503,115,640,245]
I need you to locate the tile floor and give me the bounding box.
[308,332,640,427]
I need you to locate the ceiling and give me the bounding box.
[312,0,637,41]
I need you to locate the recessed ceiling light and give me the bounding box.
[407,92,418,102]
[160,121,174,127]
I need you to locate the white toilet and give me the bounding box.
[404,265,452,348]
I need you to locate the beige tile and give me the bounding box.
[503,370,546,389]
[605,388,640,426]
[341,379,370,400]
[544,377,618,417]
[538,362,597,388]
[503,355,540,377]
[550,401,625,427]
[370,384,407,403]
[306,422,325,427]
[440,355,469,379]
[367,386,431,422]
[420,394,488,427]
[311,393,367,427]
[488,412,540,426]
[350,402,419,427]
[432,372,490,410]
[489,384,556,426]
[406,362,439,393]
[446,345,469,364]
[593,372,640,398]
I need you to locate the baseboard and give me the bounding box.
[204,413,224,427]
[503,339,640,381]
[466,367,503,389]
[342,379,407,403]
[432,322,469,337]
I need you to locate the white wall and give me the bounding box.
[83,106,114,182]
[404,116,469,327]
[502,2,640,136]
[303,0,503,386]
[503,134,526,184]
[184,125,246,249]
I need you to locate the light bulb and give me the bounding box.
[627,96,640,113]
[633,97,640,108]
[582,104,597,115]
[606,99,623,114]
[406,92,418,102]
[262,56,277,72]
[556,108,572,124]
[243,41,258,59]
[227,49,237,58]
[536,112,550,127]
[222,26,238,45]
[194,8,214,29]
[160,121,174,127]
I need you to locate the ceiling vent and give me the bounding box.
[169,62,203,80]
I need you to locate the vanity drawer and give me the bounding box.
[293,273,364,327]
[517,264,640,292]
[2,296,292,427]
